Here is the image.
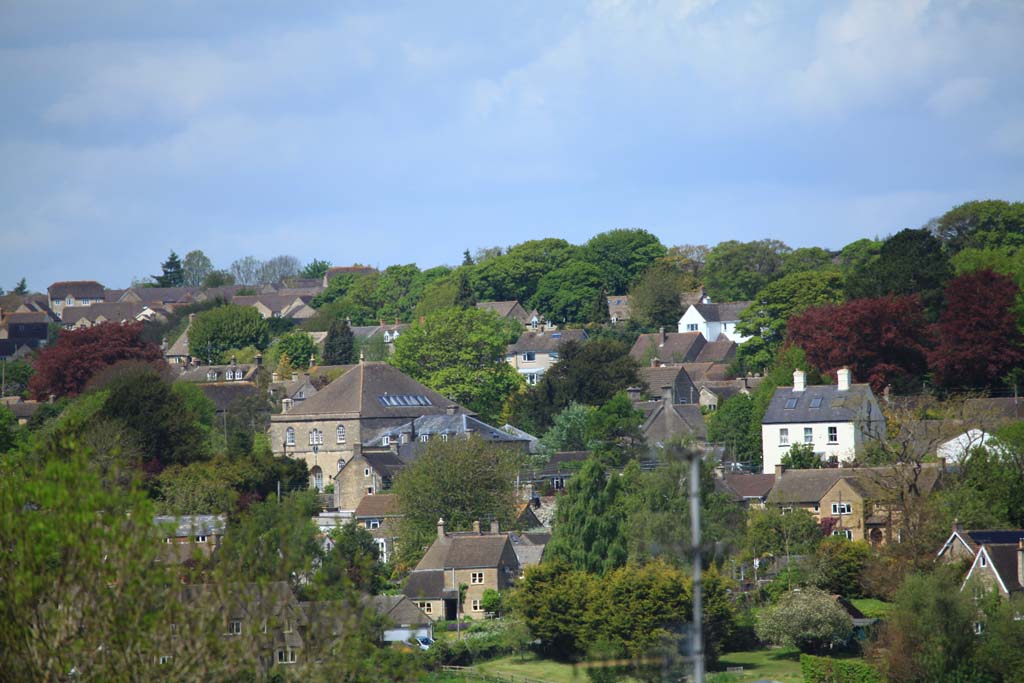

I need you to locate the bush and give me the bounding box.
[800,654,882,683]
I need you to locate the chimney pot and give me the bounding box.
[437,518,446,540]
[291,371,298,382]
[255,352,263,366]
[272,371,279,382]
[837,367,851,392]
[309,353,315,368]
[659,326,666,345]
[953,518,962,533]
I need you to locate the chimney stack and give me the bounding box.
[255,352,262,366]
[659,326,666,345]
[490,520,499,534]
[272,371,279,382]
[793,369,806,392]
[437,518,446,541]
[775,463,785,478]
[282,398,293,413]
[309,353,315,368]
[446,404,457,416]
[473,520,481,534]
[837,367,851,392]
[952,518,962,534]
[662,385,674,405]
[291,371,299,382]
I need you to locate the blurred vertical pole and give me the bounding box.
[689,450,704,683]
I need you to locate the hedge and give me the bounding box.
[800,654,882,683]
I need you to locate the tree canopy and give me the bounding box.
[188,304,270,363]
[703,239,791,301]
[845,228,952,318]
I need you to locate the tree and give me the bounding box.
[0,358,34,397]
[181,250,214,287]
[706,394,761,464]
[627,261,696,328]
[323,318,356,365]
[391,308,523,424]
[229,256,262,286]
[787,295,933,393]
[461,249,474,266]
[394,437,519,566]
[755,588,853,655]
[275,331,318,370]
[845,228,953,318]
[453,270,477,308]
[735,271,845,373]
[703,239,792,301]
[311,523,388,597]
[836,238,882,276]
[29,322,163,399]
[580,228,667,294]
[511,562,598,658]
[928,199,1024,253]
[531,260,608,323]
[781,442,823,469]
[472,238,578,303]
[11,277,28,295]
[538,403,596,454]
[744,507,821,560]
[930,270,1024,389]
[201,269,234,288]
[256,255,301,284]
[584,391,645,460]
[544,458,632,574]
[299,258,332,280]
[188,305,270,363]
[154,250,185,287]
[813,536,871,598]
[0,406,18,453]
[781,247,835,276]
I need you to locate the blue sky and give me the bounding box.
[2,0,1023,290]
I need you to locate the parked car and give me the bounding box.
[415,636,434,651]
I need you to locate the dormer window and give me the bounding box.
[66,297,73,305]
[419,434,429,443]
[383,332,391,343]
[382,435,391,446]
[207,370,218,381]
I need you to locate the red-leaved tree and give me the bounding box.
[930,270,1024,389]
[30,322,164,399]
[786,295,932,393]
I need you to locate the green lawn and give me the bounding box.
[710,647,804,683]
[849,598,894,619]
[473,654,590,683]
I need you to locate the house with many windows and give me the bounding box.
[47,280,106,315]
[760,368,885,474]
[505,329,587,385]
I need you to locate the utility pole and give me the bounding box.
[688,448,704,683]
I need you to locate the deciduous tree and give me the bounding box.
[755,588,853,655]
[706,394,761,464]
[628,261,697,328]
[531,260,607,324]
[845,228,952,318]
[188,305,270,363]
[29,322,163,399]
[580,228,667,294]
[275,331,318,370]
[181,249,214,287]
[703,239,792,301]
[929,199,1024,253]
[299,258,332,280]
[930,269,1024,389]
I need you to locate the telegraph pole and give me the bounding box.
[689,448,705,683]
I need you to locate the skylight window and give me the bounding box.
[785,398,799,409]
[809,397,823,409]
[377,395,432,407]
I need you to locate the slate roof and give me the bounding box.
[630,331,706,363]
[232,294,312,317]
[404,570,456,600]
[691,301,751,322]
[62,301,143,324]
[476,300,523,318]
[369,595,431,626]
[694,338,737,363]
[2,310,51,325]
[640,401,708,444]
[2,400,41,420]
[155,514,227,537]
[120,287,196,304]
[362,414,530,447]
[767,464,943,506]
[280,362,465,419]
[198,383,261,412]
[48,281,105,300]
[977,544,1024,593]
[178,364,259,383]
[638,365,692,395]
[718,473,776,500]
[354,493,401,518]
[762,384,877,424]
[166,327,190,357]
[507,329,587,354]
[417,533,512,571]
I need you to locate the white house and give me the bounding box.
[677,301,752,344]
[760,368,886,474]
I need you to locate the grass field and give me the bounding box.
[709,647,803,683]
[473,654,591,682]
[849,598,894,619]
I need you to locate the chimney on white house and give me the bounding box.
[437,518,446,541]
[793,369,806,392]
[837,367,851,392]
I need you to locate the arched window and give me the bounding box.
[309,429,323,446]
[285,427,295,446]
[311,466,323,492]
[336,424,346,444]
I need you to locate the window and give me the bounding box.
[522,351,536,362]
[228,619,242,636]
[417,601,433,614]
[164,537,172,544]
[159,655,173,665]
[312,466,323,491]
[785,398,798,409]
[66,296,73,305]
[781,506,793,514]
[309,429,323,446]
[366,487,374,495]
[686,324,698,331]
[382,435,390,446]
[827,426,838,444]
[336,424,346,444]
[195,535,207,543]
[366,519,380,530]
[526,373,538,386]
[419,434,429,443]
[283,619,293,633]
[832,502,852,515]
[832,529,853,540]
[170,623,178,637]
[364,468,371,477]
[813,504,820,513]
[810,397,823,409]
[471,572,485,585]
[981,554,988,568]
[286,427,295,446]
[974,622,984,635]
[549,351,559,360]
[803,427,813,444]
[207,370,218,381]
[383,332,391,343]
[779,428,789,446]
[276,649,297,664]
[441,433,449,442]
[471,599,482,612]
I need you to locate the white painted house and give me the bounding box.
[760,368,886,474]
[677,301,752,344]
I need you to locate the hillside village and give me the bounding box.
[4,201,1024,681]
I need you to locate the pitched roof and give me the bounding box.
[767,464,943,505]
[368,594,431,625]
[690,301,751,322]
[166,327,190,357]
[973,544,1024,593]
[197,383,261,412]
[177,364,259,383]
[48,281,105,299]
[630,331,706,363]
[279,362,465,419]
[62,301,144,324]
[606,295,631,320]
[154,514,227,537]
[120,287,196,304]
[507,329,587,354]
[640,401,708,444]
[762,384,878,424]
[679,287,710,307]
[362,414,530,447]
[719,473,776,500]
[403,569,456,600]
[476,300,523,318]
[638,365,692,394]
[361,452,408,478]
[354,493,401,518]
[231,294,312,316]
[694,338,737,363]
[416,533,513,571]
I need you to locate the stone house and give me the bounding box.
[936,525,1024,566]
[961,541,1024,598]
[353,493,402,563]
[629,329,706,365]
[47,280,106,315]
[475,300,535,326]
[505,329,587,385]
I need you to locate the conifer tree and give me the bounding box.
[323,318,356,365]
[154,251,185,287]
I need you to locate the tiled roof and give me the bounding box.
[630,332,706,363]
[278,362,465,419]
[982,544,1024,593]
[719,473,776,499]
[767,464,943,505]
[120,287,196,304]
[638,365,692,394]
[507,329,587,354]
[691,301,751,322]
[48,280,105,299]
[354,493,401,518]
[416,533,512,571]
[403,569,455,600]
[476,301,521,317]
[178,364,259,383]
[694,338,737,363]
[762,384,878,424]
[362,414,530,447]
[62,301,143,323]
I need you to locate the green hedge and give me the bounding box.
[800,654,882,683]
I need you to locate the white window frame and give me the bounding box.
[827,426,838,444]
[366,519,380,530]
[417,601,433,615]
[686,323,698,332]
[195,535,207,543]
[803,427,813,444]
[336,424,346,444]
[309,429,323,446]
[471,571,485,585]
[382,435,391,446]
[419,434,429,443]
[441,433,449,442]
[286,427,295,446]
[471,599,482,612]
[364,468,371,477]
[313,468,323,491]
[779,428,789,446]
[522,351,536,362]
[832,529,853,540]
[228,619,242,636]
[276,648,297,664]
[831,502,852,515]
[159,655,173,665]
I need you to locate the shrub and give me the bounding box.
[800,654,882,683]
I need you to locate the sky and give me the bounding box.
[1,0,1023,290]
